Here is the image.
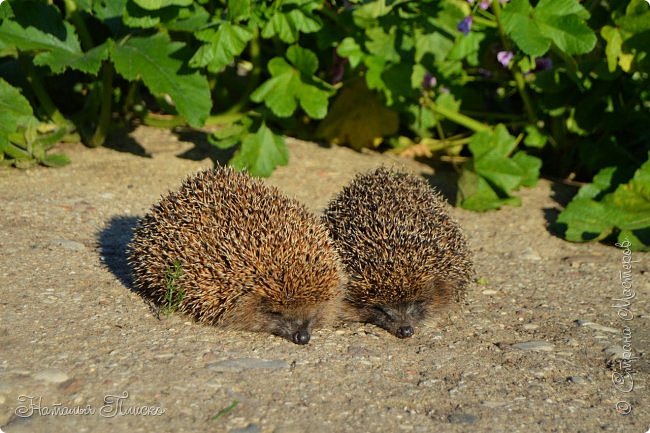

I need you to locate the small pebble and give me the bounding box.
[567,376,588,384]
[521,247,541,261]
[154,353,175,360]
[482,289,498,295]
[511,341,555,352]
[482,400,507,408]
[208,358,289,372]
[33,369,70,384]
[231,424,261,433]
[49,239,85,252]
[603,345,633,361]
[59,378,84,394]
[447,413,477,424]
[574,320,618,334]
[523,324,538,330]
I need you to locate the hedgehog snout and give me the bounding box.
[396,325,414,338]
[367,301,426,338]
[268,314,313,345]
[292,328,310,345]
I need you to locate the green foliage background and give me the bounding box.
[0,0,648,250]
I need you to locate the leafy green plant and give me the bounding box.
[555,154,650,251]
[161,260,184,315]
[0,0,648,249]
[211,400,239,421]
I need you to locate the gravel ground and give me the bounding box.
[1,126,648,433]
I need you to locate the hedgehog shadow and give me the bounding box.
[98,215,138,291]
[421,170,459,205]
[173,128,236,166]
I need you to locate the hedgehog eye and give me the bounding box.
[373,305,395,320]
[267,311,283,319]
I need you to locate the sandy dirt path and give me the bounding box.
[1,126,648,433]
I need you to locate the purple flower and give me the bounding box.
[480,0,491,9]
[457,16,473,35]
[535,57,553,71]
[422,72,437,89]
[497,50,514,68]
[467,0,475,4]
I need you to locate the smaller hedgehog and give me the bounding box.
[323,167,473,338]
[128,167,345,344]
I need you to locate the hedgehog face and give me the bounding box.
[260,305,326,345]
[263,311,311,344]
[364,301,428,338]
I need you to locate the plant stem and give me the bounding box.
[491,0,538,124]
[88,62,114,147]
[62,0,94,51]
[143,112,247,128]
[225,28,261,114]
[471,15,497,28]
[428,100,491,132]
[20,57,70,128]
[461,109,528,121]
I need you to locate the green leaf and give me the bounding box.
[112,34,211,127]
[468,124,517,160]
[41,153,70,167]
[133,0,192,10]
[251,46,333,119]
[535,14,596,55]
[459,125,540,210]
[123,1,181,28]
[557,155,650,249]
[575,166,617,200]
[39,41,110,76]
[556,198,616,242]
[415,30,453,63]
[208,116,253,150]
[352,0,408,27]
[536,0,589,19]
[190,23,253,73]
[523,125,547,148]
[448,31,485,65]
[501,0,596,56]
[231,122,288,177]
[286,44,318,75]
[365,27,400,63]
[618,230,650,252]
[0,1,105,74]
[0,78,35,136]
[458,164,521,211]
[337,37,364,68]
[511,151,542,187]
[166,4,210,32]
[501,0,550,57]
[601,26,627,73]
[228,0,251,21]
[261,1,322,44]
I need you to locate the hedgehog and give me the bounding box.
[323,167,473,338]
[128,166,345,345]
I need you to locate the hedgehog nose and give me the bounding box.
[292,329,310,345]
[396,326,414,338]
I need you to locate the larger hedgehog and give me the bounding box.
[323,167,473,338]
[128,167,345,344]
